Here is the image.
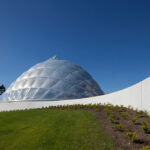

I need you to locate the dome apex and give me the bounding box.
[51,55,58,60]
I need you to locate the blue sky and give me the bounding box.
[0,0,150,93]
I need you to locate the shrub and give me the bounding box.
[132,118,138,124]
[104,108,112,116]
[113,105,120,112]
[121,112,128,119]
[124,131,139,143]
[119,105,127,112]
[142,121,150,133]
[127,105,132,109]
[136,110,148,116]
[112,123,123,131]
[95,108,100,111]
[140,146,150,150]
[108,115,116,123]
[105,103,113,108]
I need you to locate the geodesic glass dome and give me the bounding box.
[1,56,104,101]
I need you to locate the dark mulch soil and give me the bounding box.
[85,107,150,150]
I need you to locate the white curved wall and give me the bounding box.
[0,77,150,112]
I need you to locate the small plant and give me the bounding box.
[105,103,113,107]
[124,131,139,143]
[95,108,99,111]
[132,118,138,124]
[112,123,123,131]
[121,112,128,119]
[119,105,127,112]
[108,114,116,123]
[113,105,120,112]
[136,110,148,116]
[142,121,150,133]
[140,146,150,150]
[128,105,132,109]
[104,108,112,116]
[126,105,133,112]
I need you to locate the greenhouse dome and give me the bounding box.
[1,56,104,101]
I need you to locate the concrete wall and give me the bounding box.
[0,77,150,112]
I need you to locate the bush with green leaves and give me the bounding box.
[113,105,120,112]
[127,105,132,109]
[136,109,148,116]
[104,108,112,116]
[140,146,150,150]
[112,123,123,131]
[119,105,127,112]
[121,112,128,119]
[124,131,139,143]
[132,118,138,124]
[142,121,150,133]
[108,114,116,123]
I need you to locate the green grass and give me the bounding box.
[0,109,115,150]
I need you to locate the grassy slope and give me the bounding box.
[0,109,115,150]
